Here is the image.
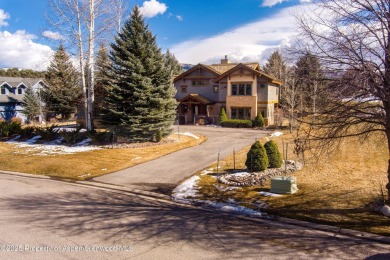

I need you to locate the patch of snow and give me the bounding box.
[228,172,251,178]
[55,127,87,133]
[213,184,241,192]
[174,132,200,139]
[202,200,262,217]
[74,138,92,146]
[270,132,283,137]
[171,175,200,203]
[131,157,142,161]
[259,191,282,197]
[6,136,100,155]
[6,135,21,142]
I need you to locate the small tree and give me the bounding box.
[218,107,228,124]
[245,141,268,172]
[253,113,264,128]
[264,140,282,168]
[21,85,41,123]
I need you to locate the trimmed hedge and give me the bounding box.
[245,141,268,172]
[253,113,264,128]
[264,140,283,168]
[221,119,253,128]
[218,107,228,124]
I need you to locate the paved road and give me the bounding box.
[1,173,390,260]
[95,126,268,194]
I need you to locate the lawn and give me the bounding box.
[194,131,390,236]
[0,133,206,180]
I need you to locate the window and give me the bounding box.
[18,87,23,95]
[213,85,219,93]
[231,108,251,119]
[181,86,187,93]
[192,79,209,86]
[0,86,5,95]
[231,83,252,96]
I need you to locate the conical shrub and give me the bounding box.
[245,141,268,172]
[253,113,264,128]
[264,140,282,168]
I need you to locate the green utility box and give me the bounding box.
[270,176,298,194]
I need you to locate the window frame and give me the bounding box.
[231,82,252,96]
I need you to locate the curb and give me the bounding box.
[2,170,390,245]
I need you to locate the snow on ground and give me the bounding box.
[7,136,100,155]
[172,175,263,217]
[173,132,200,139]
[259,191,282,197]
[270,131,283,137]
[228,172,252,178]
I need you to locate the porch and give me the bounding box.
[177,94,217,125]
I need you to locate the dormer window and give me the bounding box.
[18,87,23,95]
[0,86,5,95]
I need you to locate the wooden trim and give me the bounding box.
[257,100,279,105]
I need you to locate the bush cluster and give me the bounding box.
[245,140,283,172]
[221,119,253,128]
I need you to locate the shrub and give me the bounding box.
[221,119,253,128]
[253,113,264,128]
[264,140,282,168]
[218,107,228,124]
[20,126,36,138]
[0,121,22,137]
[59,126,83,144]
[155,129,162,142]
[34,124,60,141]
[245,141,268,172]
[86,130,113,144]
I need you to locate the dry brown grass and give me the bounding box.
[0,134,206,180]
[196,131,390,236]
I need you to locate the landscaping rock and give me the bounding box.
[218,160,303,187]
[380,205,390,217]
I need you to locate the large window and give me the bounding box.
[231,83,252,96]
[231,108,251,119]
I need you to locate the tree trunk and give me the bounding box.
[87,0,95,132]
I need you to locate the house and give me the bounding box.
[173,56,282,125]
[0,76,45,123]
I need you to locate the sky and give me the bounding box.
[0,0,311,70]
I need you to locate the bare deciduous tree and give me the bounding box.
[295,0,390,200]
[47,0,124,131]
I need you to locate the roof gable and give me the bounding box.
[174,64,220,82]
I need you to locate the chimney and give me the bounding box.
[220,55,230,65]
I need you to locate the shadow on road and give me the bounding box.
[4,189,389,258]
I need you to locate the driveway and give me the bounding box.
[94,126,268,194]
[1,173,389,260]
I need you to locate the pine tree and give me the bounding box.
[43,45,82,120]
[253,113,264,128]
[263,51,286,82]
[102,6,177,141]
[94,43,111,118]
[21,85,41,123]
[163,49,183,77]
[245,141,268,172]
[264,140,282,168]
[218,107,228,124]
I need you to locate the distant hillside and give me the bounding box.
[180,64,194,71]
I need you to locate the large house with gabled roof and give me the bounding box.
[0,76,45,122]
[173,56,282,125]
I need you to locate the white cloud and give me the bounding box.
[176,15,183,21]
[0,9,10,27]
[139,0,167,18]
[42,30,65,41]
[0,30,54,70]
[171,5,300,65]
[262,0,289,7]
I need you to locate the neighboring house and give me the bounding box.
[0,76,45,123]
[174,56,282,125]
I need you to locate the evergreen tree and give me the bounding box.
[253,113,264,128]
[264,140,282,168]
[94,43,111,118]
[21,85,41,122]
[262,51,286,82]
[43,45,82,120]
[102,6,177,141]
[245,141,268,172]
[218,107,228,124]
[163,49,183,77]
[295,52,326,114]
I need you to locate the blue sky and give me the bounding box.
[0,0,310,70]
